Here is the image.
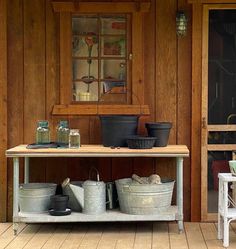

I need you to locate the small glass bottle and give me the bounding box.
[119,63,126,80]
[69,129,80,148]
[57,120,70,147]
[36,120,50,144]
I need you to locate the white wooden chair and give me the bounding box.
[218,172,236,248]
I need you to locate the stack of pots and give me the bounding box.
[99,115,172,147]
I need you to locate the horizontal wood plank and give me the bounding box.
[6,145,189,158]
[207,144,236,151]
[208,125,236,131]
[52,104,150,116]
[52,2,151,13]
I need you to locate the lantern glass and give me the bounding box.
[176,11,187,37]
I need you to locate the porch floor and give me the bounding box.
[0,222,235,249]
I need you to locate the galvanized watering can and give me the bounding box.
[62,167,106,214]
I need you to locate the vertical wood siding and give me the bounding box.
[4,0,193,221]
[0,0,7,222]
[178,0,192,222]
[191,3,202,222]
[7,0,24,222]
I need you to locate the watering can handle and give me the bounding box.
[89,167,100,181]
[62,177,71,187]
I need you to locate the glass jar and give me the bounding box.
[69,129,80,148]
[36,120,50,144]
[57,120,70,147]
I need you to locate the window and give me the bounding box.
[52,1,150,115]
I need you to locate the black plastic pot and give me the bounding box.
[100,115,139,147]
[145,122,172,147]
[50,194,69,211]
[126,136,156,149]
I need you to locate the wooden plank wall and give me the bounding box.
[7,0,24,222]
[0,0,7,222]
[4,0,193,221]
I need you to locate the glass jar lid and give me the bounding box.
[37,120,49,128]
[58,120,69,128]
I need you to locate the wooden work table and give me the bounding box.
[6,144,189,234]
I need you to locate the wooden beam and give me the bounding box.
[52,104,150,116]
[52,2,151,13]
[191,3,202,222]
[0,0,7,222]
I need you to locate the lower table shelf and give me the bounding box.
[15,206,179,223]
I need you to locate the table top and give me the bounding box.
[6,144,189,158]
[218,173,236,182]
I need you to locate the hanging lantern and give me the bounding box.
[176,11,188,37]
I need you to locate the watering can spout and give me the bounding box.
[62,178,84,210]
[69,183,84,208]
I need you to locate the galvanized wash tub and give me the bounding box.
[115,178,175,215]
[19,183,57,213]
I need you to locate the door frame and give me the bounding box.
[201,4,236,221]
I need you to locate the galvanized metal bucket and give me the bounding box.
[115,178,175,215]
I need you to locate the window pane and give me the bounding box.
[208,10,236,124]
[101,17,126,35]
[72,16,98,35]
[101,36,126,57]
[74,82,98,102]
[73,59,98,80]
[72,36,98,57]
[208,131,236,144]
[101,59,126,80]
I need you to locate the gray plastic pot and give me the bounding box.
[145,122,172,147]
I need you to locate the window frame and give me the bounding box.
[52,1,150,116]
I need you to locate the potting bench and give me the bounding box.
[6,144,189,235]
